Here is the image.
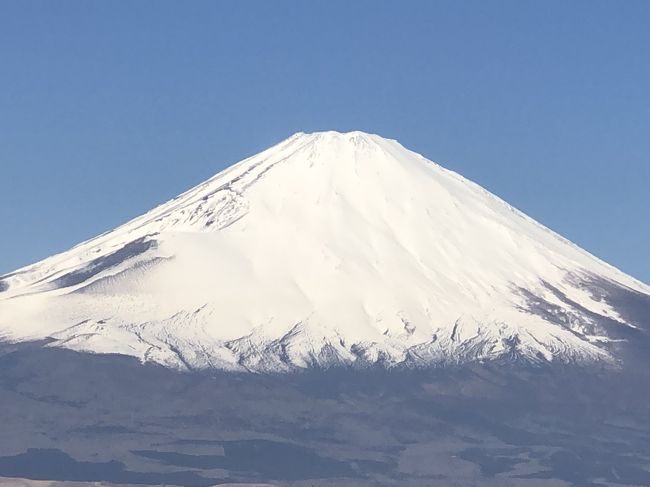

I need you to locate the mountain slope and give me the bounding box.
[1,131,648,371]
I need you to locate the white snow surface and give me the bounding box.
[1,131,648,371]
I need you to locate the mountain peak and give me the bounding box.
[286,130,396,152]
[291,129,380,140]
[1,133,648,372]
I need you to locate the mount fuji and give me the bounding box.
[1,131,648,372]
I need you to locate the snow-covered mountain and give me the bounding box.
[1,131,648,372]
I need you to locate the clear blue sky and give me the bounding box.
[1,1,649,283]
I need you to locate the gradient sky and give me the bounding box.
[1,1,649,283]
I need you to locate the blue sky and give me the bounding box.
[1,1,649,283]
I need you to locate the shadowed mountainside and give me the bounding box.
[0,341,649,487]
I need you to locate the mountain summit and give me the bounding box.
[1,131,648,371]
